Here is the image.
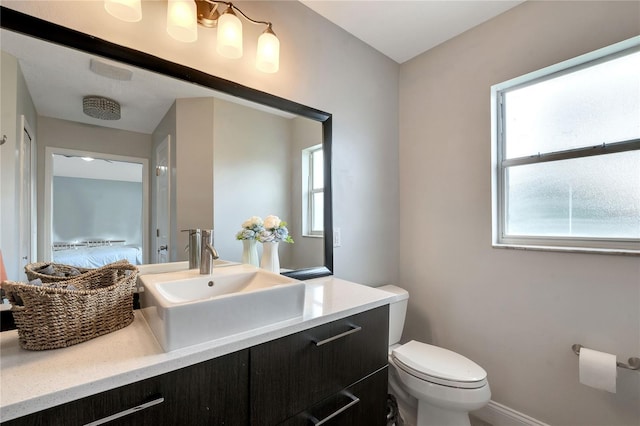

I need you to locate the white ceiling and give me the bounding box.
[0,30,291,135]
[300,0,525,63]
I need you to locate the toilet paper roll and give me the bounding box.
[579,347,617,393]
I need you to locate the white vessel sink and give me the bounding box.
[139,264,305,351]
[136,259,238,275]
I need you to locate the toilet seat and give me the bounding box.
[392,340,487,389]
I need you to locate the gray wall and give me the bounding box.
[52,176,142,245]
[174,98,215,261]
[398,2,640,425]
[0,51,37,280]
[213,98,293,266]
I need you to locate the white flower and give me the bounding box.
[257,215,294,244]
[263,215,281,230]
[236,216,265,240]
[242,216,263,229]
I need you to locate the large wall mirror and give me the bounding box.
[0,7,333,280]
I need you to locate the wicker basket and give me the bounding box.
[2,261,138,351]
[24,262,93,283]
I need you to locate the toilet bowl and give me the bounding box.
[378,285,491,426]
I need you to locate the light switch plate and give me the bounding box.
[333,228,341,247]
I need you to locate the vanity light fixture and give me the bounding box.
[104,0,142,23]
[167,0,198,42]
[105,0,280,73]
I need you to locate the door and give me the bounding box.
[155,136,171,263]
[18,117,35,275]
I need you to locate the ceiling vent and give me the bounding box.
[82,96,121,120]
[89,58,133,81]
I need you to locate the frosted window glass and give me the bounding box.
[504,51,640,159]
[312,149,324,190]
[312,193,324,232]
[506,151,640,238]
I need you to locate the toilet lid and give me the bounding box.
[392,340,487,389]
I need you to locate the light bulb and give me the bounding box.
[217,7,243,59]
[104,0,142,23]
[256,27,279,73]
[167,0,197,42]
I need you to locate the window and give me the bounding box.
[302,145,324,236]
[492,38,640,253]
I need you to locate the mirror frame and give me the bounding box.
[1,7,333,280]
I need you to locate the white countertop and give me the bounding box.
[0,277,394,422]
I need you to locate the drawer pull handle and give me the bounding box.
[314,325,362,347]
[309,392,360,425]
[84,395,165,426]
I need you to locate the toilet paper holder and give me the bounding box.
[572,344,640,371]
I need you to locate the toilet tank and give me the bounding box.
[377,285,409,346]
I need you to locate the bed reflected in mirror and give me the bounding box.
[50,152,146,268]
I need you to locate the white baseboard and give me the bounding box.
[472,400,550,426]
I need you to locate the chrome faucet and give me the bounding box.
[183,229,201,270]
[199,229,219,275]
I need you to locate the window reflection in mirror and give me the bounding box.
[302,145,324,237]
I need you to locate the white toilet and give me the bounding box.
[379,285,491,426]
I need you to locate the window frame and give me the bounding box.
[302,145,324,237]
[491,36,640,255]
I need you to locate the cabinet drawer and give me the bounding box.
[250,305,389,425]
[2,350,249,426]
[281,366,388,426]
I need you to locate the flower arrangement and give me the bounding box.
[257,215,294,244]
[235,216,265,241]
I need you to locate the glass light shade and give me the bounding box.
[217,8,243,59]
[256,29,280,73]
[166,0,197,42]
[104,0,142,22]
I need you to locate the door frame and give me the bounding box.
[43,147,149,263]
[154,135,171,263]
[18,115,37,272]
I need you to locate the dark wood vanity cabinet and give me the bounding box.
[280,367,388,426]
[2,350,249,426]
[3,306,389,426]
[250,305,389,425]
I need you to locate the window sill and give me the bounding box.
[302,234,323,239]
[492,243,640,256]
